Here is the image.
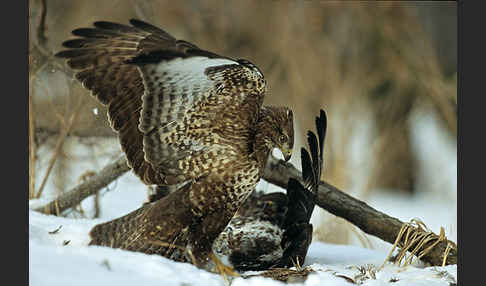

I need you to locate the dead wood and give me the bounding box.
[263,156,457,266]
[34,156,130,215]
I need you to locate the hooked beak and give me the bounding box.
[281,147,292,162]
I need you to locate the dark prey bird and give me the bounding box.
[212,109,327,271]
[55,19,294,274]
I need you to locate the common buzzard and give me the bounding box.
[56,19,294,273]
[213,110,327,271]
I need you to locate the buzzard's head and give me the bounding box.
[261,106,295,162]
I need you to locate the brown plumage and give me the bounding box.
[88,106,293,269]
[213,110,327,271]
[56,19,294,270]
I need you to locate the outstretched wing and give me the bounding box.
[131,54,265,183]
[56,19,266,186]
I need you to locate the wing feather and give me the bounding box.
[56,19,266,186]
[136,56,266,180]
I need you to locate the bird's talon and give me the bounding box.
[209,252,239,278]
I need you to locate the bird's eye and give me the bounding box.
[279,135,286,143]
[262,201,273,210]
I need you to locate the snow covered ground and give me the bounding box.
[29,108,457,285]
[29,205,456,286]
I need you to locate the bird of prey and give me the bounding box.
[212,109,327,271]
[56,19,294,273]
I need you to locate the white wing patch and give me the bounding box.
[138,57,237,134]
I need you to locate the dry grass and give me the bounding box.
[29,81,36,199]
[34,95,85,199]
[380,218,457,269]
[249,267,315,284]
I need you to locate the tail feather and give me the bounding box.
[300,147,313,188]
[89,206,148,248]
[315,109,327,183]
[278,109,327,268]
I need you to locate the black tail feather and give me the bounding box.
[315,109,327,184]
[300,147,313,189]
[282,108,327,227]
[306,130,319,190]
[301,109,327,196]
[278,109,327,268]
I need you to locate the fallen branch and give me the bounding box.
[35,98,84,199]
[35,113,74,198]
[34,156,130,215]
[263,156,457,266]
[33,154,457,266]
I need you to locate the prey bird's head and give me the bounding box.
[237,191,289,226]
[260,106,294,162]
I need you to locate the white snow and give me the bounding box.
[29,207,457,286]
[29,106,456,285]
[29,177,457,286]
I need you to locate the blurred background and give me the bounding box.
[29,1,457,250]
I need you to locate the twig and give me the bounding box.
[35,87,86,199]
[347,223,374,249]
[29,82,36,199]
[30,0,82,200]
[48,225,62,234]
[93,190,101,218]
[252,267,314,283]
[34,156,130,215]
[30,39,76,79]
[37,0,48,46]
[35,111,78,199]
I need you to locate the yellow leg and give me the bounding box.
[209,252,239,279]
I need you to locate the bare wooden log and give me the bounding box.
[33,154,457,266]
[34,156,130,215]
[263,156,457,266]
